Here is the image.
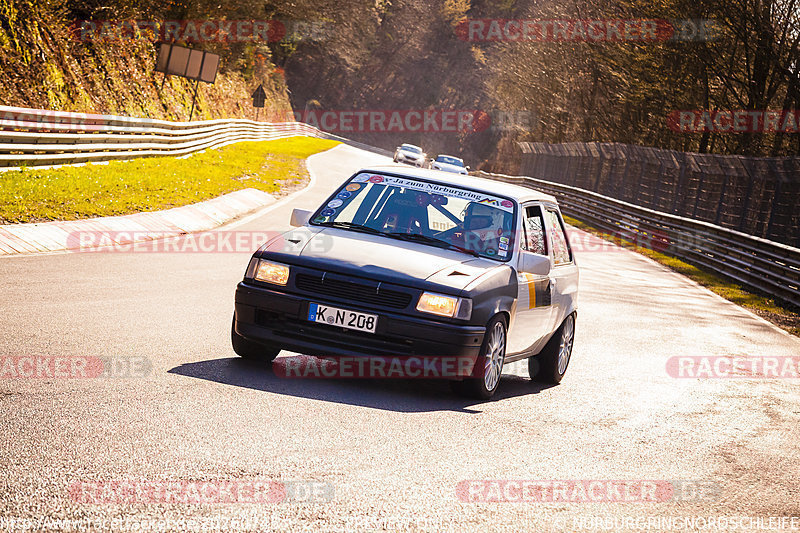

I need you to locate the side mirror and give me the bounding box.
[520,250,551,276]
[290,208,313,227]
[465,166,471,171]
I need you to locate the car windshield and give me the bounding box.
[401,145,422,154]
[311,172,516,261]
[436,156,463,166]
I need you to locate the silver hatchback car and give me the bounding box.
[233,166,579,399]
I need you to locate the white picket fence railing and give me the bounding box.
[0,105,391,170]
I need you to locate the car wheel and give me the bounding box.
[451,315,507,400]
[529,313,575,384]
[231,315,280,362]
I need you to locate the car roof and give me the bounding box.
[359,165,559,204]
[437,154,462,160]
[399,144,421,150]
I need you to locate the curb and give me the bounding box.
[0,188,275,256]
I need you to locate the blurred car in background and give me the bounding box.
[430,155,468,174]
[393,144,426,167]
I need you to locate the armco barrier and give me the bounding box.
[0,105,392,170]
[478,170,800,309]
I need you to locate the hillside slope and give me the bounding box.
[0,0,289,120]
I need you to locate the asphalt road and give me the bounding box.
[1,144,799,532]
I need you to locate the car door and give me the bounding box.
[506,203,555,355]
[542,205,579,330]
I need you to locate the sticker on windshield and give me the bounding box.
[500,236,510,244]
[352,174,370,183]
[369,175,384,184]
[321,208,335,216]
[378,176,515,213]
[337,191,352,199]
[345,183,361,191]
[327,199,343,208]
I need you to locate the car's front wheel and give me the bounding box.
[231,315,280,362]
[451,315,507,400]
[529,313,575,384]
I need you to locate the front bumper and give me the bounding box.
[234,282,485,363]
[398,157,423,167]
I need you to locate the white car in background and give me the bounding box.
[393,143,426,167]
[430,155,469,174]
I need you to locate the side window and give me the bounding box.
[544,208,572,265]
[521,205,547,255]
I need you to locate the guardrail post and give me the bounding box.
[691,167,705,219]
[672,153,687,214]
[739,159,756,233]
[765,159,781,242]
[715,175,728,225]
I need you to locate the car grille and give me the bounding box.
[295,273,413,309]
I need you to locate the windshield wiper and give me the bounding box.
[385,232,480,257]
[317,221,383,235]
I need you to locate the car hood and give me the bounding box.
[433,162,467,173]
[259,227,502,292]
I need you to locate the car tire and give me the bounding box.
[451,314,507,400]
[231,315,280,362]
[529,313,575,384]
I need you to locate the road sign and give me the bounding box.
[155,43,220,121]
[252,85,267,108]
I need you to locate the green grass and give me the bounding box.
[0,137,340,224]
[564,215,800,337]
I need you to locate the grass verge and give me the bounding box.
[564,215,800,337]
[0,137,340,224]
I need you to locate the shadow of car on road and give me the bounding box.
[168,355,557,414]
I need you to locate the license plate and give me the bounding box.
[307,303,378,333]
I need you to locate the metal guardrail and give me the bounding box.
[478,170,800,309]
[0,105,393,170]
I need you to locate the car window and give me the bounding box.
[544,208,572,265]
[521,205,547,256]
[311,172,517,261]
[437,156,463,166]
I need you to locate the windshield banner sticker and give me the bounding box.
[349,174,514,212]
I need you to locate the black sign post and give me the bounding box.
[251,84,266,121]
[155,43,220,121]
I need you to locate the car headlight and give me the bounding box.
[253,259,290,285]
[416,292,472,319]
